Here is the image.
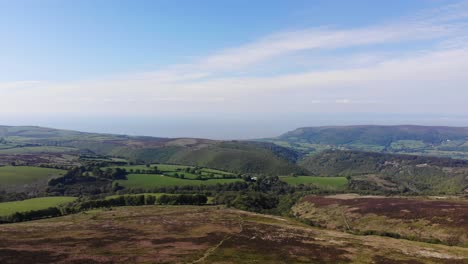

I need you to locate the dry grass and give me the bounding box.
[293,195,468,247]
[0,206,467,263]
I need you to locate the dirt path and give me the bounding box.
[341,210,352,231]
[191,215,245,264]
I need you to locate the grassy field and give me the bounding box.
[107,164,187,171]
[0,146,78,155]
[280,176,348,189]
[116,174,242,189]
[0,206,466,263]
[0,166,65,186]
[0,197,76,216]
[108,163,233,173]
[106,163,235,180]
[163,171,201,179]
[201,168,234,175]
[390,140,427,150]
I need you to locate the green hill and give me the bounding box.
[164,141,305,175]
[0,126,305,175]
[265,125,468,159]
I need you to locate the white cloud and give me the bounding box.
[0,81,42,90]
[188,2,468,72]
[2,1,468,116]
[335,99,351,104]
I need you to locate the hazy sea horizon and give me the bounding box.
[1,113,467,140]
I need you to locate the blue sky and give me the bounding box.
[1,0,468,138]
[1,0,456,81]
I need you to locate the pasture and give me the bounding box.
[107,163,187,171]
[116,174,241,189]
[0,166,65,186]
[280,176,348,189]
[0,197,76,216]
[106,163,235,179]
[0,146,78,155]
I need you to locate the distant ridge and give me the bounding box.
[263,125,468,160]
[281,125,468,143]
[0,125,307,175]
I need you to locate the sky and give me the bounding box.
[1,0,468,139]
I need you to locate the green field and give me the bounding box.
[0,197,76,216]
[163,171,201,179]
[280,176,348,189]
[106,163,235,179]
[0,166,65,186]
[0,146,78,155]
[164,170,233,179]
[107,163,188,171]
[390,140,427,150]
[200,168,234,175]
[116,174,242,189]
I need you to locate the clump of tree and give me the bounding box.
[65,193,208,213]
[47,166,128,196]
[92,167,128,180]
[157,194,207,205]
[214,192,278,212]
[0,191,30,203]
[119,166,159,175]
[1,207,62,223]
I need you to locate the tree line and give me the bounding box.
[0,193,208,224]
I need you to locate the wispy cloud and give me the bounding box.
[3,1,468,115]
[0,81,42,90]
[187,1,468,72]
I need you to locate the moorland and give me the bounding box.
[0,125,467,263]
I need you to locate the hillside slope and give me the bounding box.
[0,126,305,175]
[1,206,467,263]
[299,150,468,194]
[266,125,468,159]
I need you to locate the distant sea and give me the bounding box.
[1,113,467,140]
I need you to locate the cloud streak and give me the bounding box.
[3,1,468,116]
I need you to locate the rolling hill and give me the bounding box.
[0,126,306,175]
[265,125,468,159]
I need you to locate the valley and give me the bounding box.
[0,125,467,263]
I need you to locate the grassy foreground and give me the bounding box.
[0,197,76,216]
[0,206,466,263]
